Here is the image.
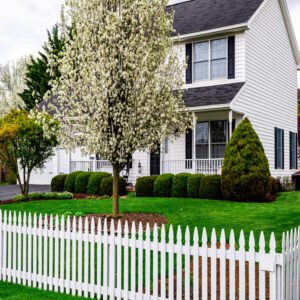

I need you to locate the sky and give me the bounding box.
[0,0,299,86]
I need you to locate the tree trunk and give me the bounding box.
[112,165,120,218]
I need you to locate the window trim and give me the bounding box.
[192,37,228,83]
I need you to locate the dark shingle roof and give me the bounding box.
[183,82,245,107]
[168,0,264,36]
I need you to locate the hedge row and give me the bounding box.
[51,171,126,196]
[136,173,223,199]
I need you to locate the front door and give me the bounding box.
[150,148,160,176]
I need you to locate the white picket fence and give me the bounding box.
[0,210,299,300]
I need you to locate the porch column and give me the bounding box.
[192,113,197,174]
[229,110,233,139]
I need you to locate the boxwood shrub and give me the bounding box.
[135,176,158,197]
[100,176,127,196]
[199,175,223,200]
[64,171,84,193]
[171,173,191,198]
[187,174,205,198]
[153,174,174,197]
[87,172,111,195]
[74,172,93,194]
[51,174,68,192]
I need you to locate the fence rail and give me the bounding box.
[0,210,299,299]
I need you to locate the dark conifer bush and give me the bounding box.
[222,118,270,202]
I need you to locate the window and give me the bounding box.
[211,121,228,158]
[290,132,297,169]
[193,38,227,82]
[275,128,284,169]
[196,121,228,159]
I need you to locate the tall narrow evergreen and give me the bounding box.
[222,118,270,202]
[19,25,65,110]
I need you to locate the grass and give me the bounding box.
[0,182,9,186]
[0,281,87,299]
[0,191,299,246]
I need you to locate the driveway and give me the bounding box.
[0,185,51,201]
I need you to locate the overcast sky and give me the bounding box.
[0,0,299,85]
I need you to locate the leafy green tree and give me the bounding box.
[222,118,270,202]
[19,25,65,110]
[0,110,58,195]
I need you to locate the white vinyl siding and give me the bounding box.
[231,0,298,177]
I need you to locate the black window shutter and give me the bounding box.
[186,44,193,84]
[290,132,292,169]
[275,128,278,169]
[282,130,285,169]
[186,129,193,169]
[228,36,235,79]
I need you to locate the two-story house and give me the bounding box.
[32,0,300,185]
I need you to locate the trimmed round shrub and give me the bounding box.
[171,173,191,198]
[87,172,111,195]
[100,176,127,196]
[64,171,84,192]
[135,176,158,197]
[51,174,68,192]
[187,174,205,198]
[75,172,92,194]
[222,118,271,202]
[153,174,174,197]
[199,175,222,200]
[269,177,281,195]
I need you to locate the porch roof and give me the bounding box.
[183,82,245,108]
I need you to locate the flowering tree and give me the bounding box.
[0,57,29,117]
[46,0,191,217]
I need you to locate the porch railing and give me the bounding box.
[70,160,112,173]
[162,159,224,175]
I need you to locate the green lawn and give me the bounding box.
[1,191,299,247]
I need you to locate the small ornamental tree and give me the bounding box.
[0,110,58,195]
[44,0,191,217]
[222,118,270,202]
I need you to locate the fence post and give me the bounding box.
[269,233,277,300]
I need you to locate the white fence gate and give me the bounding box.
[0,210,299,300]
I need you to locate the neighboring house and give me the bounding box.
[32,0,300,185]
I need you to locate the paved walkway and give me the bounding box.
[0,185,50,201]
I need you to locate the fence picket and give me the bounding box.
[60,216,65,294]
[116,220,122,300]
[123,221,129,300]
[13,211,18,284]
[161,224,166,300]
[229,230,236,300]
[184,226,190,300]
[7,211,12,283]
[220,229,226,300]
[65,216,71,295]
[259,232,266,300]
[27,213,32,286]
[202,228,208,300]
[43,214,48,290]
[90,217,95,299]
[0,209,297,300]
[130,222,136,300]
[239,230,246,300]
[49,215,54,291]
[168,225,174,300]
[249,231,256,300]
[84,217,89,298]
[153,224,159,299]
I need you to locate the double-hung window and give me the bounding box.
[275,128,284,169]
[193,38,227,82]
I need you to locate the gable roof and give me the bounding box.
[183,82,245,107]
[168,0,264,36]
